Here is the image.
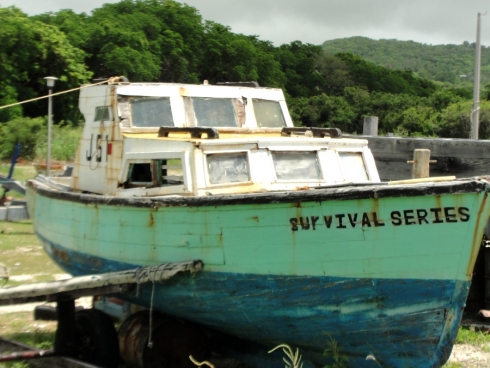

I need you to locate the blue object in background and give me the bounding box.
[7,143,21,179]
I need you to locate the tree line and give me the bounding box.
[1,0,489,148]
[322,36,490,87]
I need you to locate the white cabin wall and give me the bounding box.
[72,85,123,194]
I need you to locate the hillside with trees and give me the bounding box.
[322,36,490,87]
[1,0,490,161]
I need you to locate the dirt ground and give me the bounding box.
[447,344,490,367]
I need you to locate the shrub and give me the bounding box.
[0,117,45,160]
[35,125,82,162]
[0,118,82,162]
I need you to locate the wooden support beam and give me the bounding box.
[410,149,431,179]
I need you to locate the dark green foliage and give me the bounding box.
[0,6,91,126]
[200,23,285,87]
[273,41,324,97]
[288,94,356,132]
[434,101,490,139]
[335,53,437,96]
[322,36,490,88]
[0,117,45,160]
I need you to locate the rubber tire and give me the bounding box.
[34,305,57,321]
[34,305,84,321]
[74,308,120,368]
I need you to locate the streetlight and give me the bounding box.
[44,76,58,176]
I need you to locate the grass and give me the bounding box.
[0,221,64,287]
[0,220,63,367]
[456,327,490,346]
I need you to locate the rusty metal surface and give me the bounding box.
[0,348,55,362]
[119,312,209,368]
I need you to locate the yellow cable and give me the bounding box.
[0,78,117,110]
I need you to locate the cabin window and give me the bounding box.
[338,152,369,182]
[157,159,184,186]
[129,97,174,127]
[127,163,153,187]
[272,152,322,181]
[190,98,238,127]
[126,159,184,188]
[252,99,286,128]
[207,153,249,184]
[94,106,111,121]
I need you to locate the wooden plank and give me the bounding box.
[0,261,202,306]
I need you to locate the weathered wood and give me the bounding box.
[345,135,490,181]
[0,261,203,306]
[388,176,456,185]
[410,149,431,178]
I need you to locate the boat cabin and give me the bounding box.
[62,80,380,196]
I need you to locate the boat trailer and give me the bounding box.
[0,260,203,367]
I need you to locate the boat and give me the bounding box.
[25,77,490,367]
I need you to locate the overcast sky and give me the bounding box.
[1,0,489,46]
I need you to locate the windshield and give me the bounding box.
[253,99,286,128]
[272,152,322,181]
[207,153,249,184]
[191,98,238,127]
[129,97,174,127]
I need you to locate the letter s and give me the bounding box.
[290,218,298,231]
[391,211,402,226]
[458,207,470,222]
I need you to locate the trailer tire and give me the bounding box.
[34,305,84,321]
[74,309,119,368]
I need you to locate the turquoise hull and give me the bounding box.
[26,179,490,367]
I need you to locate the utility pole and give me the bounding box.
[471,12,484,139]
[44,77,58,176]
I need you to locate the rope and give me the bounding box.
[148,280,156,348]
[133,265,156,348]
[0,77,125,110]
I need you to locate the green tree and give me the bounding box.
[273,41,324,98]
[335,53,437,97]
[0,6,91,124]
[398,106,437,137]
[84,0,205,83]
[434,100,490,139]
[288,94,356,132]
[0,117,45,160]
[313,54,354,96]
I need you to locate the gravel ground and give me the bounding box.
[447,344,490,367]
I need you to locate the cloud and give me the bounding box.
[2,0,489,45]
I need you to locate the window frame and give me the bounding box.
[119,152,191,194]
[336,150,370,182]
[128,96,175,128]
[204,151,252,187]
[270,150,324,182]
[94,106,111,122]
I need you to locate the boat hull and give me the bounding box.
[26,179,490,367]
